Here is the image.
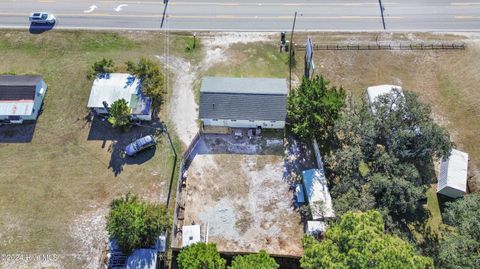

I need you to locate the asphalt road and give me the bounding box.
[1,0,480,31]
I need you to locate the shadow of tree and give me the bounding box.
[87,117,158,176]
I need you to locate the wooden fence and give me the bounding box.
[296,41,466,51]
[171,131,203,250]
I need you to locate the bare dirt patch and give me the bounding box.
[175,135,304,256]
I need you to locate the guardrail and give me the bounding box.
[296,41,466,51]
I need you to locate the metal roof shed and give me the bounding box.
[302,169,335,220]
[437,149,469,198]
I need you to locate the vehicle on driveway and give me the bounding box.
[29,12,56,24]
[125,135,156,157]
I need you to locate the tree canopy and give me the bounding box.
[126,57,164,102]
[107,98,131,128]
[229,251,279,269]
[326,92,452,228]
[87,57,115,80]
[288,75,346,141]
[177,243,226,269]
[106,193,170,254]
[439,194,480,268]
[300,210,434,269]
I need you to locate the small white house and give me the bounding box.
[367,84,404,114]
[87,73,152,121]
[0,75,47,124]
[437,149,469,198]
[199,77,288,129]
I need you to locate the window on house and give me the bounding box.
[231,120,237,122]
[270,121,276,123]
[213,119,218,121]
[249,120,255,122]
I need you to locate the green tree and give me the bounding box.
[300,210,434,269]
[371,90,452,163]
[108,98,131,127]
[106,193,170,254]
[327,91,452,232]
[177,243,226,269]
[439,194,480,268]
[288,75,345,141]
[229,251,278,269]
[87,57,115,79]
[126,57,164,102]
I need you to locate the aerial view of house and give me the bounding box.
[87,73,153,121]
[0,75,47,124]
[199,76,288,130]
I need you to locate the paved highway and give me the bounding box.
[1,0,480,31]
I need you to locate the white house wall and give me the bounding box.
[202,118,285,129]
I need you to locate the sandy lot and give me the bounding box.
[174,135,305,257]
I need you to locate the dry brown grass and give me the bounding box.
[0,30,179,268]
[203,32,479,190]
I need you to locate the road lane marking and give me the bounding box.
[455,15,480,19]
[451,2,480,6]
[114,4,128,12]
[84,5,98,13]
[0,12,403,20]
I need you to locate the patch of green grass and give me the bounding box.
[206,42,290,78]
[438,75,460,100]
[426,184,442,235]
[79,32,138,51]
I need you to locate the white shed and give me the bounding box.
[437,149,469,198]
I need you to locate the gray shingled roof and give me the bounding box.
[0,75,43,101]
[199,77,288,121]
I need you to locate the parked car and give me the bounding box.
[29,12,56,24]
[125,135,156,156]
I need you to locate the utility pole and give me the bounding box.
[378,0,386,30]
[289,11,297,92]
[160,0,169,28]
